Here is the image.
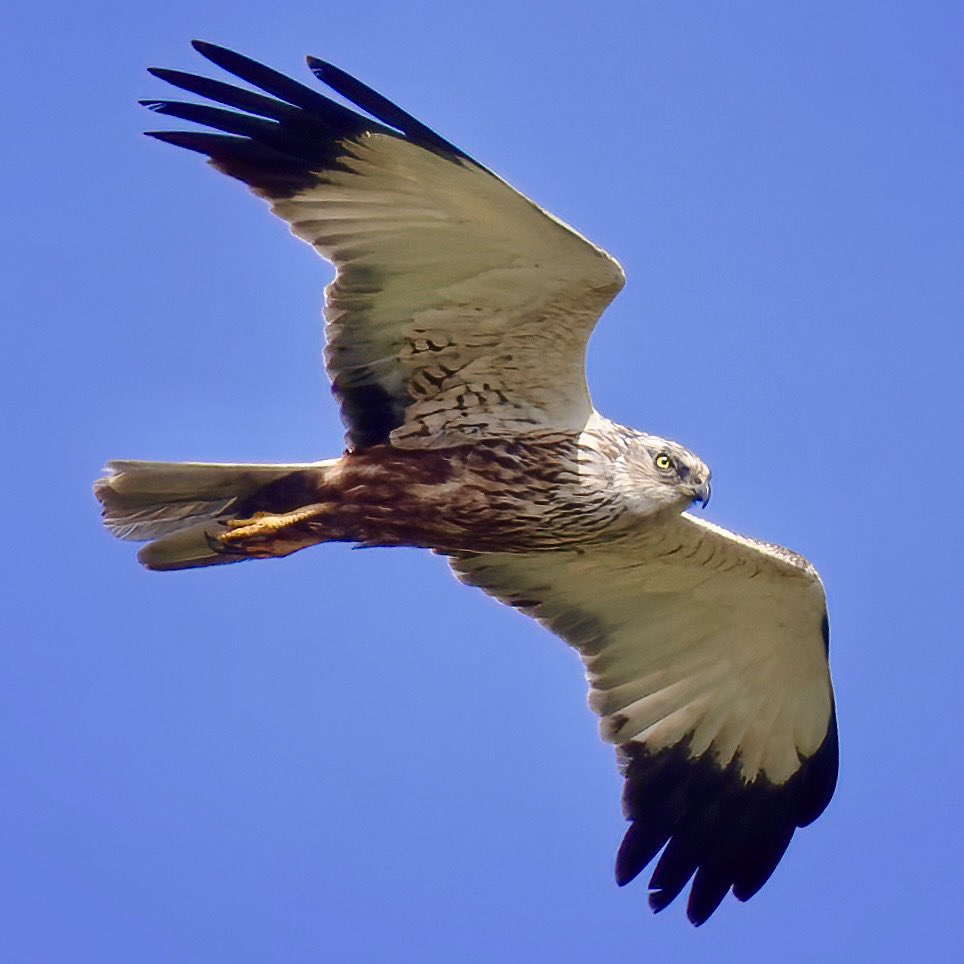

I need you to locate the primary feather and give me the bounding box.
[95,43,837,926]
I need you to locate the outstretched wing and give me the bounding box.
[143,42,624,450]
[449,514,838,925]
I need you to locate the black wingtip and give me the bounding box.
[302,55,470,162]
[648,889,672,914]
[144,130,186,144]
[615,719,839,926]
[305,55,329,74]
[613,813,670,891]
[190,40,249,74]
[190,40,261,74]
[144,130,181,151]
[143,130,218,158]
[686,882,728,926]
[304,56,342,86]
[146,66,190,86]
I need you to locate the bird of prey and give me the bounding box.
[94,42,838,926]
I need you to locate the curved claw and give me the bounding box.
[204,529,248,556]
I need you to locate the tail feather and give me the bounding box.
[136,522,234,571]
[94,459,335,570]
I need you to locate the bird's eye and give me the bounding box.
[654,452,673,471]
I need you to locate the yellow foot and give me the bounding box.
[219,504,328,546]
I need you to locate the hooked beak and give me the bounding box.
[691,479,711,509]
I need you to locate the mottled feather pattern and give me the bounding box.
[226,429,633,553]
[142,41,623,451]
[92,43,839,926]
[450,530,836,924]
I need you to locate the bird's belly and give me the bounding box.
[279,437,626,552]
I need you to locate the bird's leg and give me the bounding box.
[203,503,333,560]
[220,503,330,544]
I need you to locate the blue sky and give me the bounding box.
[3,1,962,961]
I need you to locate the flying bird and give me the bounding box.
[94,42,838,926]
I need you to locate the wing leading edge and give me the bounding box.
[143,42,625,450]
[450,513,838,924]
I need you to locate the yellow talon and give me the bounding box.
[226,511,273,528]
[219,504,329,544]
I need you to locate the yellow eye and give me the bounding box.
[654,453,673,471]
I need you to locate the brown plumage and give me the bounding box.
[94,43,837,926]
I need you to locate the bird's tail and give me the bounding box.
[94,459,336,570]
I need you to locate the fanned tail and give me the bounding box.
[94,459,335,570]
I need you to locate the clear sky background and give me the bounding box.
[3,2,961,962]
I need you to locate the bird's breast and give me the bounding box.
[310,434,628,552]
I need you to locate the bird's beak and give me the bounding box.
[691,480,711,509]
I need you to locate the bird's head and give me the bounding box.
[615,435,712,518]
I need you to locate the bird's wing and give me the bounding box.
[448,513,838,925]
[144,43,625,450]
